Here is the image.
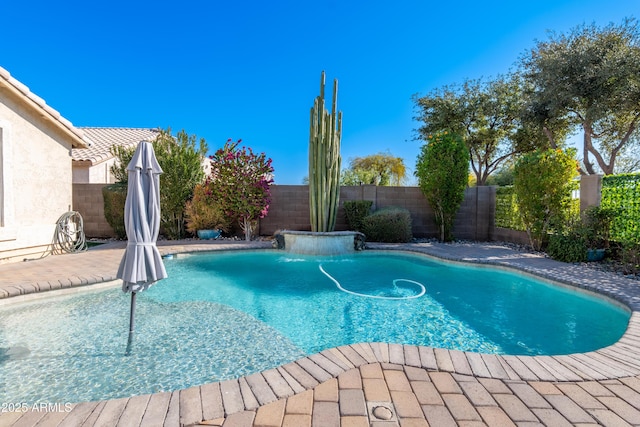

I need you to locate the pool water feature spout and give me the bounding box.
[319,264,426,300]
[280,230,363,255]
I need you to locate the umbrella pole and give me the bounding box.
[125,330,134,356]
[129,291,137,333]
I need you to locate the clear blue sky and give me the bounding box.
[2,1,636,184]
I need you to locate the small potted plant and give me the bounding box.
[185,182,230,239]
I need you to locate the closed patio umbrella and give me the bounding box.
[116,140,167,345]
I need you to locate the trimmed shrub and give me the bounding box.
[361,207,412,243]
[343,200,373,232]
[514,148,578,250]
[546,231,588,262]
[102,183,127,239]
[495,186,526,230]
[184,183,231,235]
[415,131,469,242]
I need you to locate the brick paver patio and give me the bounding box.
[1,240,639,426]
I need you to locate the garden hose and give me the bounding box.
[24,211,88,261]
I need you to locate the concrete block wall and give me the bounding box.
[456,186,496,241]
[371,186,434,237]
[260,185,496,240]
[73,184,116,238]
[492,227,530,246]
[73,183,498,241]
[259,185,311,235]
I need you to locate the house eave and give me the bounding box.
[0,67,90,149]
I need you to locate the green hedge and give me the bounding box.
[495,186,525,230]
[102,184,127,239]
[361,207,413,243]
[601,173,640,243]
[495,184,579,232]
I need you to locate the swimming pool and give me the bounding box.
[0,250,630,404]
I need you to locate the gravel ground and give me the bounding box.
[431,238,640,282]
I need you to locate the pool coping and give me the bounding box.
[1,240,640,426]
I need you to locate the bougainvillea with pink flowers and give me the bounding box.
[207,139,274,240]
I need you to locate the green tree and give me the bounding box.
[614,140,640,173]
[415,132,469,242]
[340,168,378,186]
[341,153,407,186]
[109,127,207,239]
[521,18,640,175]
[513,148,578,250]
[414,74,535,185]
[208,139,274,241]
[109,144,135,184]
[153,128,208,239]
[485,163,515,186]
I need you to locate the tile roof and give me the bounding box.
[72,127,160,165]
[0,66,91,149]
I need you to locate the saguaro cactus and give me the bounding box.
[309,71,343,232]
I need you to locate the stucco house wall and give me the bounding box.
[0,67,89,263]
[73,158,117,184]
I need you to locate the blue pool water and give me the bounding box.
[0,250,630,404]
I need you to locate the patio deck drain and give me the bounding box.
[367,401,397,422]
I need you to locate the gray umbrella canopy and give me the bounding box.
[117,141,167,334]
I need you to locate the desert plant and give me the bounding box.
[343,200,373,232]
[361,207,412,243]
[309,71,342,232]
[184,182,231,235]
[415,131,469,242]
